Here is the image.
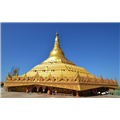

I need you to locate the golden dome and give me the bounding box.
[41,32,75,65]
[49,32,64,58]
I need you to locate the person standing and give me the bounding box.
[37,88,39,93]
[43,89,45,93]
[52,89,54,95]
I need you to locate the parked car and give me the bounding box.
[97,91,108,95]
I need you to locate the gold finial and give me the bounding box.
[56,32,58,36]
[55,32,59,42]
[13,69,18,73]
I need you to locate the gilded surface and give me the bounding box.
[58,73,67,82]
[45,73,54,82]
[21,73,28,81]
[41,33,75,66]
[4,33,119,91]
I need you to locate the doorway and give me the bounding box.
[39,87,43,93]
[32,87,37,92]
[45,87,48,93]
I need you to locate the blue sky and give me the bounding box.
[1,23,120,87]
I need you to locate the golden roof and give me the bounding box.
[20,33,97,79]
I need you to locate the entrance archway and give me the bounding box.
[63,89,68,94]
[45,87,48,93]
[39,87,43,93]
[32,87,37,93]
[58,89,62,93]
[73,90,76,96]
[68,90,73,94]
[89,89,94,95]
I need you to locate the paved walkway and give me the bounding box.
[1,87,120,98]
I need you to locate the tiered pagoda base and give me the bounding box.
[4,72,119,96]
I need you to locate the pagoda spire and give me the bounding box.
[49,32,65,57]
[41,32,76,66]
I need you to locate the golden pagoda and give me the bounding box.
[4,32,119,96]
